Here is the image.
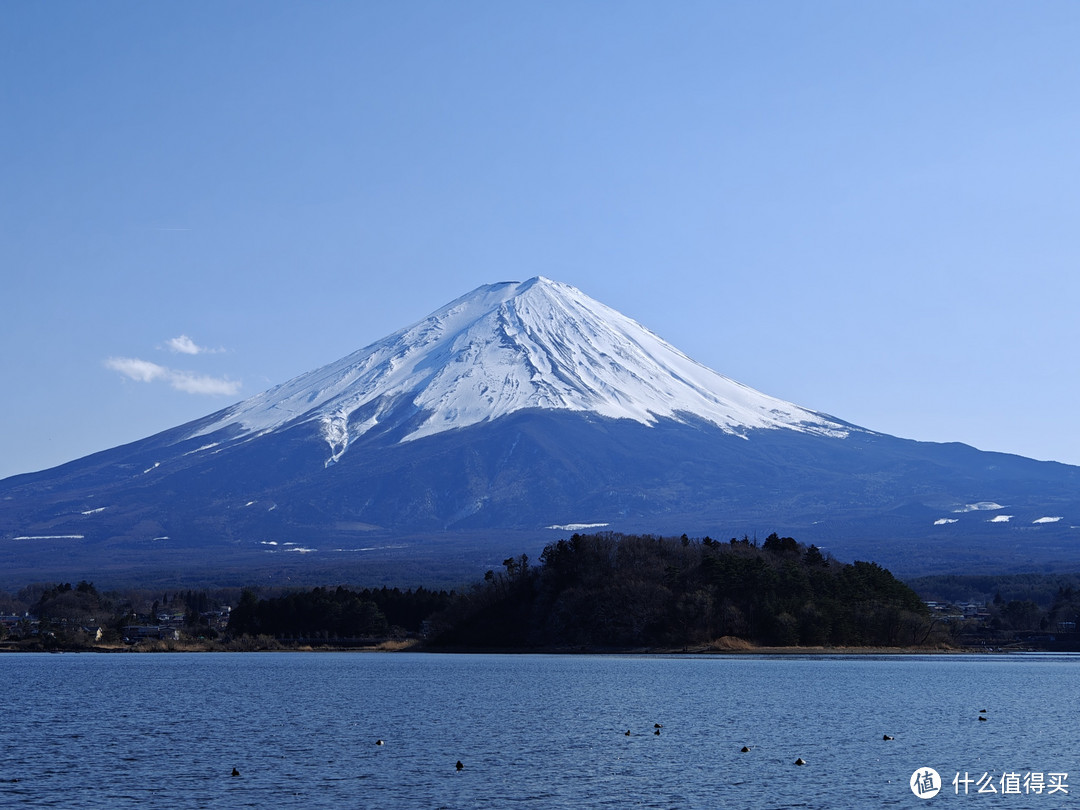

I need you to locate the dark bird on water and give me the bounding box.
[376,740,384,746]
[456,761,464,771]
[625,730,631,736]
[978,716,988,721]
[654,729,660,736]
[654,723,663,728]
[231,768,240,777]
[883,735,894,740]
[795,758,806,766]
[741,746,751,753]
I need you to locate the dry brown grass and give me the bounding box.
[371,639,421,651]
[706,636,757,651]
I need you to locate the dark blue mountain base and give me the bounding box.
[2,409,1079,587]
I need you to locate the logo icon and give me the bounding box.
[911,767,941,798]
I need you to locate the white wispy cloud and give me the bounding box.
[168,370,242,396]
[105,356,241,397]
[105,357,169,383]
[164,334,222,355]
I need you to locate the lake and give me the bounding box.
[1,652,1076,808]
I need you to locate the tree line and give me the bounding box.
[226,585,452,640]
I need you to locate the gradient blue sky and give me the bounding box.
[3,2,1079,479]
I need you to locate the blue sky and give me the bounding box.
[3,2,1079,479]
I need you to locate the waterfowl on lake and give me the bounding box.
[376,739,384,746]
[231,768,240,777]
[794,758,806,766]
[625,730,631,736]
[741,746,751,753]
[882,735,894,740]
[978,715,988,721]
[456,761,464,771]
[654,729,660,736]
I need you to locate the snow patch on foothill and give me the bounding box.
[12,535,84,540]
[954,501,1005,513]
[547,522,610,531]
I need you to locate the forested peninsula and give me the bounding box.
[419,532,936,649]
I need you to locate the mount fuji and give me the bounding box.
[2,277,1079,587]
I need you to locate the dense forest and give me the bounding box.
[427,532,934,649]
[227,585,452,641]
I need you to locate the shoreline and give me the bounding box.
[0,640,1034,655]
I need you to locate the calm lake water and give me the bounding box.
[1,652,1077,808]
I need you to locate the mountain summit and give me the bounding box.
[2,278,1079,587]
[192,277,847,467]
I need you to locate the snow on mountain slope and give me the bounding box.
[190,277,850,464]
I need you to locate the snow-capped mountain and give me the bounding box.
[2,277,1079,587]
[190,277,848,466]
